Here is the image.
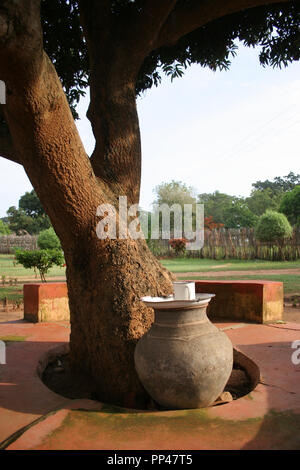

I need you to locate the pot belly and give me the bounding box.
[134,326,233,409]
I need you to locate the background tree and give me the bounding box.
[223,200,258,228]
[252,172,300,196]
[153,180,197,208]
[197,191,237,224]
[153,180,197,235]
[6,190,51,234]
[279,185,300,226]
[6,206,40,235]
[245,188,282,216]
[19,190,49,219]
[0,0,299,407]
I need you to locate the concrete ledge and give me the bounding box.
[193,280,283,324]
[23,283,70,323]
[23,280,283,324]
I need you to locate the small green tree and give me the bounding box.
[279,185,300,227]
[169,238,187,257]
[38,227,61,250]
[14,248,64,282]
[255,210,292,260]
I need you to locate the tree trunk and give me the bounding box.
[66,237,174,408]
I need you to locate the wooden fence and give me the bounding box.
[0,235,38,254]
[1,229,300,260]
[147,228,300,261]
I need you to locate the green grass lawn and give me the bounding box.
[0,254,66,279]
[0,285,23,302]
[160,258,300,273]
[177,274,300,295]
[0,254,299,302]
[0,254,66,303]
[161,257,300,295]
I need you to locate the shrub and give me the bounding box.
[204,216,224,230]
[255,210,292,261]
[255,210,292,243]
[14,248,64,282]
[169,238,187,256]
[37,227,61,250]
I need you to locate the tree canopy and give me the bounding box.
[6,191,51,235]
[157,173,299,229]
[153,180,196,208]
[39,0,300,118]
[252,171,300,196]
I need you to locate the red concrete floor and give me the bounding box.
[0,317,300,450]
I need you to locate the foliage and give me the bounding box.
[41,0,89,119]
[19,190,47,218]
[38,227,62,250]
[245,188,282,216]
[137,2,300,94]
[223,200,259,229]
[6,206,50,235]
[255,210,292,243]
[169,238,187,256]
[0,220,11,235]
[6,191,51,235]
[279,185,300,226]
[198,191,237,225]
[152,180,197,235]
[252,172,300,197]
[204,216,224,230]
[14,248,65,282]
[197,173,300,228]
[39,1,300,109]
[153,180,196,208]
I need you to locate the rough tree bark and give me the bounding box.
[0,0,293,407]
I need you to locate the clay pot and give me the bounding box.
[134,300,233,409]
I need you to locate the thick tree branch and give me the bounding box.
[0,0,110,249]
[125,0,179,53]
[155,0,294,47]
[79,1,147,205]
[0,107,20,164]
[0,0,43,85]
[0,132,20,164]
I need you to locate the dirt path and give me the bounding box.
[176,268,300,277]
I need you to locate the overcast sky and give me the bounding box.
[0,43,299,217]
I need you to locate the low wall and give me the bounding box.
[23,282,70,323]
[23,280,283,324]
[194,280,283,324]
